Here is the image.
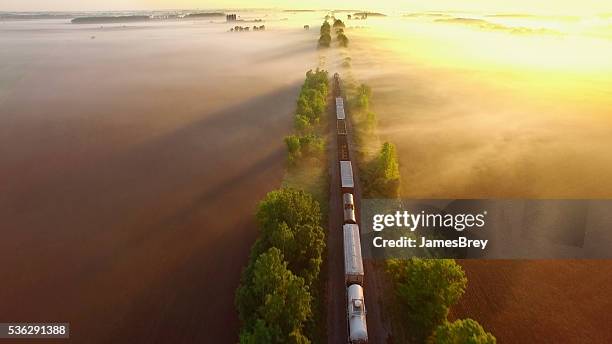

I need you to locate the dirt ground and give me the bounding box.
[452,260,612,343]
[0,18,320,343]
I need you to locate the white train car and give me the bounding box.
[343,224,364,285]
[336,96,344,108]
[347,284,368,343]
[340,161,354,193]
[336,97,346,120]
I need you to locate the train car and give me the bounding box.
[336,97,346,120]
[337,134,350,161]
[343,224,364,285]
[337,119,347,135]
[340,161,354,193]
[343,193,357,224]
[347,284,368,343]
[336,96,344,108]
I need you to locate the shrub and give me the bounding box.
[429,319,496,344]
[254,188,325,286]
[333,19,346,29]
[318,33,331,47]
[320,21,331,35]
[294,114,312,133]
[386,258,467,341]
[236,248,312,344]
[363,142,400,198]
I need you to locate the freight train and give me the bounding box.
[334,73,368,344]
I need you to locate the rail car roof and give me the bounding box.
[336,106,346,120]
[343,224,364,277]
[340,161,354,188]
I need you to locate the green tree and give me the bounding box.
[297,94,315,120]
[264,222,324,287]
[285,135,301,155]
[429,319,496,344]
[320,21,331,35]
[305,69,329,95]
[237,248,312,344]
[299,135,325,157]
[294,114,311,133]
[386,258,468,341]
[337,33,349,47]
[285,135,301,165]
[377,142,400,180]
[303,89,326,119]
[364,142,400,198]
[333,19,346,29]
[256,188,321,230]
[254,188,324,286]
[318,33,331,47]
[355,83,372,109]
[364,110,377,132]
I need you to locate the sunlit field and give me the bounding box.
[347,12,612,198]
[342,12,612,343]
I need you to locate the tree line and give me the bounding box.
[235,69,331,343]
[318,18,349,48]
[285,69,329,166]
[235,188,326,343]
[333,19,349,47]
[318,21,331,47]
[350,83,400,198]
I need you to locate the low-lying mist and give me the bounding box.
[0,16,323,343]
[347,16,612,198]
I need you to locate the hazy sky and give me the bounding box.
[2,0,612,15]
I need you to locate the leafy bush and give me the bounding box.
[236,189,325,343]
[320,21,331,35]
[333,19,346,29]
[255,188,325,286]
[386,258,468,341]
[286,69,329,165]
[318,33,331,47]
[429,319,496,344]
[355,83,372,109]
[364,110,377,132]
[294,114,312,133]
[363,142,400,197]
[236,248,312,344]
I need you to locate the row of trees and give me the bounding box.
[349,83,399,197]
[236,188,326,343]
[318,21,331,47]
[285,69,329,166]
[319,19,349,48]
[333,19,349,47]
[386,259,496,343]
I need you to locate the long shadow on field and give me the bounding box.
[1,83,300,344]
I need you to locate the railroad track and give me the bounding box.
[327,73,377,344]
